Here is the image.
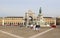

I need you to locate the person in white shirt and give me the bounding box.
[30,24,33,29]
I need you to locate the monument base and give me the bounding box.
[40,25,50,27]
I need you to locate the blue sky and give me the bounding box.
[0,0,60,17]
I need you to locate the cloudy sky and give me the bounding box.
[0,0,60,17]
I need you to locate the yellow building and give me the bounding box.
[0,16,56,27]
[3,16,24,26]
[44,17,56,25]
[0,17,3,26]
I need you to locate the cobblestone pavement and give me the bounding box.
[36,25,60,38]
[0,26,60,38]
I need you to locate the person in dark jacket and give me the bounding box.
[35,25,40,32]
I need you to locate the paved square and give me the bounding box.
[36,26,60,38]
[0,26,60,38]
[0,32,15,38]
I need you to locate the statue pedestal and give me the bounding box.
[40,25,50,27]
[37,16,50,27]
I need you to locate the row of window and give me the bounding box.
[4,22,23,25]
[4,18,23,20]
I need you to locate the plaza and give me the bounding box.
[0,0,60,38]
[0,25,60,38]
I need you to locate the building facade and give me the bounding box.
[0,17,3,26]
[0,16,24,26]
[44,17,56,25]
[56,17,60,25]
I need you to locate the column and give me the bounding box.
[26,13,29,27]
[2,17,4,26]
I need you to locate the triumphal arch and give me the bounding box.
[25,10,37,27]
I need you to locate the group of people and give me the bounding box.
[30,24,40,32]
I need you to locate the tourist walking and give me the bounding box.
[35,24,40,32]
[33,24,36,30]
[30,24,33,29]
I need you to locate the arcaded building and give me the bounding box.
[0,17,3,26]
[44,17,56,25]
[2,16,24,26]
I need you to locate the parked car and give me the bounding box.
[51,24,56,28]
